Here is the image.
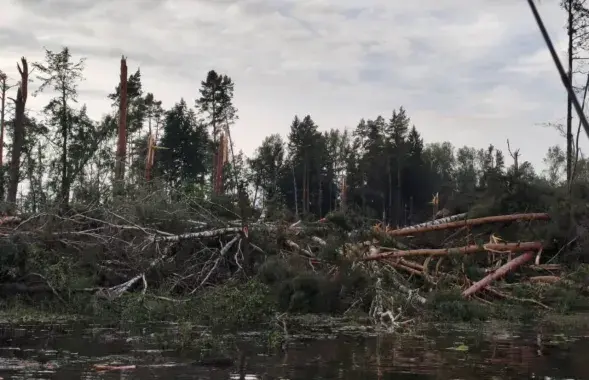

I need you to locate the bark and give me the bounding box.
[387,213,550,237]
[7,58,28,211]
[292,162,298,216]
[462,252,535,297]
[155,227,242,242]
[362,241,542,260]
[115,56,128,182]
[145,133,155,181]
[405,213,467,229]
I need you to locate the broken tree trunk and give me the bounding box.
[114,56,128,183]
[387,213,550,237]
[362,241,543,260]
[462,252,535,297]
[7,58,28,211]
[0,73,6,201]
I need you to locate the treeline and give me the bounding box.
[0,46,585,226]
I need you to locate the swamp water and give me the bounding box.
[0,321,586,379]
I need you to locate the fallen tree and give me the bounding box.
[0,194,584,328]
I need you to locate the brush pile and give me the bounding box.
[0,193,585,326]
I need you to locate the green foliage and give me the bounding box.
[426,290,490,322]
[157,99,211,188]
[194,279,276,330]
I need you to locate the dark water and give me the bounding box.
[0,321,587,379]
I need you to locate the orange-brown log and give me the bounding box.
[387,213,550,237]
[391,258,424,271]
[390,262,422,276]
[462,252,534,297]
[362,241,542,261]
[529,275,561,284]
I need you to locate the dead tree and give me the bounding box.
[0,72,7,202]
[507,139,520,173]
[7,58,28,211]
[114,56,128,184]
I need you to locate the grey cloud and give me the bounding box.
[0,27,40,50]
[0,0,573,169]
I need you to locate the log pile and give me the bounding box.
[358,212,565,311]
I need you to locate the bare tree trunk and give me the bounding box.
[303,159,307,214]
[567,0,573,183]
[59,89,70,208]
[115,56,128,184]
[291,162,298,216]
[317,165,322,216]
[0,73,7,202]
[7,58,28,212]
[387,157,392,224]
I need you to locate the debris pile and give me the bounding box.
[0,202,581,326]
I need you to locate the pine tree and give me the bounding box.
[157,99,211,189]
[33,47,85,208]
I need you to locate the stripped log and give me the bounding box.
[387,213,550,237]
[462,252,535,297]
[362,241,542,260]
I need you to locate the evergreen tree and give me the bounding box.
[157,99,211,189]
[33,47,86,208]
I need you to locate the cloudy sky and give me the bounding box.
[0,0,580,170]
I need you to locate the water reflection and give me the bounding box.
[0,322,585,379]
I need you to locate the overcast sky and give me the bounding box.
[0,0,580,170]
